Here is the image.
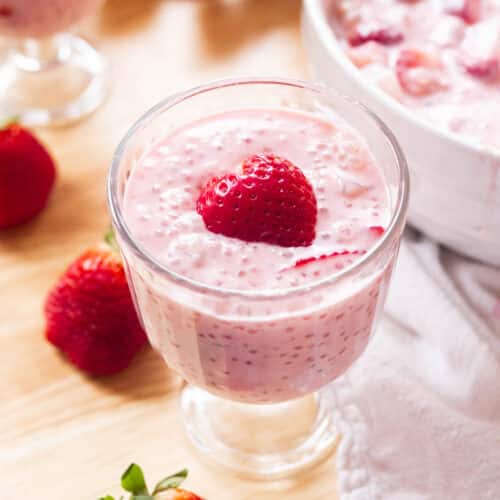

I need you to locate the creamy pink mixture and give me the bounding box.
[331,0,500,150]
[123,109,395,403]
[0,0,103,38]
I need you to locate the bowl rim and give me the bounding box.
[303,0,500,160]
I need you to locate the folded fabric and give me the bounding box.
[333,231,500,500]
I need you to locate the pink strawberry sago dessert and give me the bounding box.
[122,108,395,403]
[331,0,500,150]
[0,0,103,38]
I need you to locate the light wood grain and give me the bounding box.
[0,1,339,497]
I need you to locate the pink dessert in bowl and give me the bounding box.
[303,0,500,267]
[331,0,500,150]
[108,78,409,478]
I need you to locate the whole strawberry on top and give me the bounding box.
[100,464,204,500]
[196,153,317,248]
[0,121,56,229]
[45,232,147,376]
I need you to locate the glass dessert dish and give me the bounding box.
[0,0,108,126]
[108,78,409,479]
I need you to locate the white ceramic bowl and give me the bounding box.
[303,0,500,266]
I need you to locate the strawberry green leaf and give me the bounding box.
[0,116,18,130]
[130,496,154,500]
[153,469,188,494]
[104,227,120,253]
[121,463,149,495]
[98,496,115,500]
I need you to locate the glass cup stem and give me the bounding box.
[11,35,69,72]
[0,33,108,126]
[180,384,339,479]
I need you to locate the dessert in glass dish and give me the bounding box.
[108,78,409,479]
[0,0,108,126]
[331,0,500,150]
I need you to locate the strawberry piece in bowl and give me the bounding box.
[348,22,404,47]
[396,48,449,96]
[444,0,482,24]
[463,57,499,79]
[196,153,318,248]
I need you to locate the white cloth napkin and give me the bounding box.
[333,231,500,500]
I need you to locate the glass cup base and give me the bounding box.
[180,384,339,479]
[0,33,109,126]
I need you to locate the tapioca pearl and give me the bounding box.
[142,157,157,168]
[211,139,224,151]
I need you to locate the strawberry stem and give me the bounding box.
[0,115,19,130]
[105,227,120,253]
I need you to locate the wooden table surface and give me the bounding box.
[0,1,339,497]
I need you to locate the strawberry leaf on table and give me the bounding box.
[153,469,188,494]
[121,463,149,495]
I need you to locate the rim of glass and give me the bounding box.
[107,77,410,300]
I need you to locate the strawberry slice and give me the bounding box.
[369,225,386,237]
[396,49,448,96]
[293,249,365,269]
[348,23,404,47]
[196,154,318,248]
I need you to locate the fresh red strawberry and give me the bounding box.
[348,23,404,47]
[160,489,204,500]
[396,49,448,96]
[0,122,56,229]
[45,240,147,376]
[444,0,481,24]
[196,153,317,247]
[100,464,204,500]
